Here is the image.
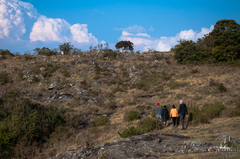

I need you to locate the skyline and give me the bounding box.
[1,0,240,54]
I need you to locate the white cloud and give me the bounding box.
[136,33,150,37]
[70,23,98,45]
[30,15,71,42]
[0,0,37,39]
[114,25,146,33]
[30,16,98,45]
[122,31,133,36]
[0,0,99,47]
[118,25,214,52]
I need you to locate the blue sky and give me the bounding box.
[1,0,240,54]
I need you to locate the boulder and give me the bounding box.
[40,67,45,72]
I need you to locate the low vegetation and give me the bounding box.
[124,110,141,122]
[118,118,163,138]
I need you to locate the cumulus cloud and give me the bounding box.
[119,25,214,51]
[0,0,37,39]
[30,16,71,42]
[1,0,99,48]
[30,16,98,45]
[70,24,98,45]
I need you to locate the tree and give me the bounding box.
[208,19,240,61]
[59,42,74,54]
[115,41,134,52]
[172,40,205,64]
[171,19,240,64]
[33,47,57,56]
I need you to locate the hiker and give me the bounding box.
[155,103,162,121]
[178,100,188,130]
[161,105,169,126]
[170,105,178,127]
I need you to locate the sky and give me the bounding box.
[0,0,240,54]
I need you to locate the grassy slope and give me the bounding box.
[0,53,240,158]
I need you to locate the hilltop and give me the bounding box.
[0,51,240,158]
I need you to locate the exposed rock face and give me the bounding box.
[73,83,89,104]
[49,133,219,159]
[124,63,144,85]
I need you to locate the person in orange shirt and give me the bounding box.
[170,105,178,127]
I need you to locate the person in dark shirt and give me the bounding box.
[178,100,188,130]
[161,105,169,126]
[155,103,162,122]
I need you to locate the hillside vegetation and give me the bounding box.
[0,19,240,158]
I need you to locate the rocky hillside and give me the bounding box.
[1,51,240,158]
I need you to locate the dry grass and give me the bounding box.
[1,54,240,158]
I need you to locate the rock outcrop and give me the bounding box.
[49,133,219,159]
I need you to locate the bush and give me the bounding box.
[118,118,163,138]
[146,106,152,110]
[109,101,117,110]
[209,79,227,93]
[33,47,57,56]
[124,111,141,122]
[0,91,66,158]
[64,71,70,77]
[91,116,108,127]
[137,105,146,111]
[168,80,185,89]
[188,101,226,125]
[151,109,156,118]
[0,72,10,85]
[112,87,124,93]
[103,49,117,59]
[194,96,203,101]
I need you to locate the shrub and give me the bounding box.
[188,101,226,125]
[103,49,117,59]
[0,72,10,85]
[112,87,124,93]
[0,91,66,158]
[203,101,226,119]
[91,116,108,127]
[124,111,141,122]
[151,109,156,118]
[168,80,185,89]
[194,96,203,101]
[191,69,199,74]
[209,79,227,93]
[0,49,14,56]
[118,118,163,138]
[64,71,70,77]
[137,105,146,111]
[33,47,57,56]
[146,106,152,110]
[176,93,186,99]
[109,101,117,110]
